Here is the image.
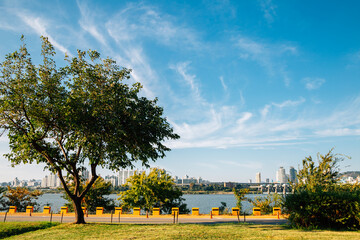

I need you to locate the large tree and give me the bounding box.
[0,36,179,223]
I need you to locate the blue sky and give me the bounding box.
[0,0,359,182]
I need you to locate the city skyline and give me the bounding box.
[0,0,359,182]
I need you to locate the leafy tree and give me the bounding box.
[294,149,345,192]
[233,188,249,214]
[0,36,179,223]
[62,177,115,213]
[282,149,360,229]
[1,186,43,212]
[119,168,189,214]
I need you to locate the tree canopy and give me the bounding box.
[119,168,189,214]
[0,36,179,223]
[0,187,43,212]
[294,149,348,192]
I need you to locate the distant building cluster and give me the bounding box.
[1,177,41,188]
[339,176,360,184]
[174,175,207,185]
[104,169,145,187]
[253,166,298,184]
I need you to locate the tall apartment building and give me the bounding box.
[276,167,287,183]
[255,172,261,183]
[289,166,297,183]
[118,169,145,185]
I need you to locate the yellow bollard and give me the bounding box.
[273,207,281,216]
[232,207,240,216]
[171,207,179,215]
[96,207,104,215]
[253,207,261,216]
[152,208,160,216]
[9,206,17,214]
[43,206,51,214]
[26,206,34,214]
[212,207,219,216]
[133,207,141,215]
[192,208,199,216]
[60,206,68,214]
[114,207,122,215]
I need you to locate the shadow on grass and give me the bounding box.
[0,222,59,239]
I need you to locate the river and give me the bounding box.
[37,193,273,214]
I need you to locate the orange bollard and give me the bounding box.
[210,211,213,219]
[277,211,280,219]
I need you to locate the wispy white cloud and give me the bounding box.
[272,97,305,108]
[77,0,107,46]
[105,3,201,49]
[18,14,70,56]
[315,128,360,137]
[259,0,277,24]
[167,94,360,149]
[302,77,326,90]
[235,36,297,86]
[219,76,227,91]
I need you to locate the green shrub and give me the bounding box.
[283,184,360,230]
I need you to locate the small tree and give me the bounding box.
[0,36,179,223]
[62,177,115,212]
[248,193,281,214]
[119,168,189,214]
[1,186,43,212]
[233,188,249,214]
[294,148,344,192]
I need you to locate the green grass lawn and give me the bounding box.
[0,222,58,239]
[2,222,360,239]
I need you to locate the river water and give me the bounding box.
[37,193,270,214]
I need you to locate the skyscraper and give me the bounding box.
[276,167,287,183]
[289,166,297,183]
[255,172,261,183]
[118,169,145,185]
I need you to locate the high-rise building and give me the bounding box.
[276,167,287,183]
[41,175,48,188]
[289,167,297,183]
[255,172,261,183]
[118,169,145,185]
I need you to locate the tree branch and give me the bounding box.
[79,163,98,199]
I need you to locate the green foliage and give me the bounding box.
[0,36,179,223]
[233,188,249,213]
[283,184,360,230]
[294,149,346,192]
[283,149,360,230]
[62,177,114,212]
[0,186,43,211]
[119,168,189,214]
[248,194,281,214]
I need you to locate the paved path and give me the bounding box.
[1,214,288,225]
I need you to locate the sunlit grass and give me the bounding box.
[2,222,360,239]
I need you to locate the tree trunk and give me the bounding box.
[73,197,86,224]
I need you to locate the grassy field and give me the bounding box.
[0,222,58,239]
[2,222,360,239]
